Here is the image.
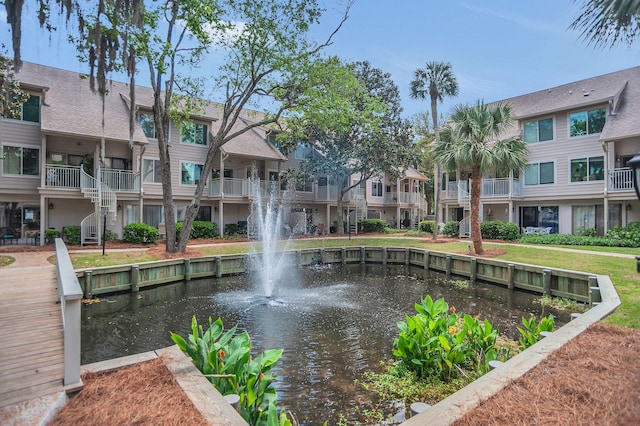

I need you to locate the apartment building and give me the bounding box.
[440,66,640,236]
[0,62,429,245]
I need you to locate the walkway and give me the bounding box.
[0,251,65,422]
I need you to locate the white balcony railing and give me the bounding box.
[210,178,246,196]
[608,168,634,191]
[100,168,140,192]
[443,178,520,199]
[45,164,81,188]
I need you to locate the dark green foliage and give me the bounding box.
[442,221,459,237]
[224,223,239,235]
[520,224,640,248]
[176,221,218,239]
[45,228,61,244]
[63,226,80,245]
[480,221,520,241]
[360,218,387,233]
[517,314,554,348]
[575,227,597,237]
[419,220,435,233]
[170,316,290,425]
[104,230,118,241]
[122,223,159,244]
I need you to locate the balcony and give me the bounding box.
[100,168,140,192]
[608,168,634,191]
[442,178,520,199]
[210,178,247,197]
[45,164,81,189]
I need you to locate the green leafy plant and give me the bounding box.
[122,223,159,244]
[224,223,240,235]
[575,226,597,237]
[441,221,459,237]
[517,314,555,348]
[63,225,81,244]
[171,316,291,425]
[418,220,435,233]
[360,218,387,233]
[393,296,500,381]
[45,228,61,244]
[176,220,218,239]
[480,221,520,241]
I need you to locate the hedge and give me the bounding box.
[480,221,520,241]
[360,218,387,233]
[418,220,435,233]
[176,221,218,239]
[122,223,159,244]
[442,221,459,237]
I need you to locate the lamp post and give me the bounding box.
[628,153,640,272]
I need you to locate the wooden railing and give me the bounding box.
[54,239,83,389]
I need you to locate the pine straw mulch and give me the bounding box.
[454,323,640,426]
[50,357,208,426]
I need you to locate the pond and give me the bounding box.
[81,263,567,424]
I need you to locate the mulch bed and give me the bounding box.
[50,358,208,426]
[454,323,640,425]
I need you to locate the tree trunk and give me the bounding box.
[154,100,177,253]
[431,96,439,240]
[470,166,484,255]
[336,191,345,235]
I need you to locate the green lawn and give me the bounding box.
[67,236,639,329]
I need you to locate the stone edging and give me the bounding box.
[399,273,621,425]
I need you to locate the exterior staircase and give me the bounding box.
[80,167,117,245]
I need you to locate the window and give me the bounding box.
[138,113,156,139]
[523,118,553,143]
[572,205,604,235]
[2,145,39,176]
[520,206,558,233]
[570,156,604,182]
[295,142,313,159]
[196,206,212,222]
[295,175,313,192]
[143,205,163,228]
[181,163,203,185]
[143,159,162,183]
[22,95,40,122]
[524,162,554,185]
[371,181,383,197]
[569,107,606,137]
[181,121,207,145]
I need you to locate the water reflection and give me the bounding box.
[81,264,567,424]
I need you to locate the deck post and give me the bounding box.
[131,265,139,292]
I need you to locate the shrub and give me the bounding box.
[419,220,435,233]
[360,218,387,233]
[480,221,520,241]
[224,223,239,235]
[575,226,597,237]
[442,221,459,237]
[176,221,218,239]
[45,228,61,244]
[520,230,640,248]
[104,230,118,241]
[122,223,159,244]
[62,226,80,245]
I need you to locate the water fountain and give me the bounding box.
[248,169,292,299]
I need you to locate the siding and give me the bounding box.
[0,119,43,193]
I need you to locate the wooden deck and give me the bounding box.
[0,262,64,408]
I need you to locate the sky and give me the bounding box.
[2,0,639,121]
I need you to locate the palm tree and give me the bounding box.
[410,61,458,239]
[433,101,528,255]
[570,0,640,47]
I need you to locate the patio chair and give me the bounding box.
[0,227,18,245]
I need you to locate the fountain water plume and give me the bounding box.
[250,171,290,298]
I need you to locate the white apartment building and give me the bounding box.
[440,66,639,236]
